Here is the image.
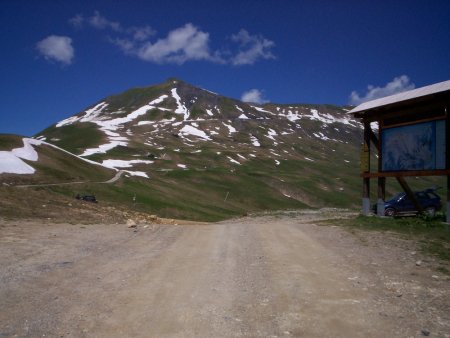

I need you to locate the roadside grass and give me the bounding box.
[325,214,450,271]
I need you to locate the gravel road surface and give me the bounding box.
[1,211,448,337]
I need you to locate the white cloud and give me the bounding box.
[36,35,74,65]
[68,14,84,29]
[88,11,122,31]
[67,12,276,66]
[128,26,156,41]
[69,11,122,31]
[241,89,269,104]
[134,23,219,64]
[231,29,275,65]
[349,75,415,105]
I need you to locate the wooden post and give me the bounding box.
[377,177,386,216]
[376,123,385,216]
[447,175,450,224]
[446,105,450,223]
[362,121,371,215]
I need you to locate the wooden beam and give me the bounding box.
[396,177,423,213]
[361,169,450,178]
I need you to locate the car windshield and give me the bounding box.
[386,193,404,203]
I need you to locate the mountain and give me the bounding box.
[37,78,362,175]
[3,78,382,221]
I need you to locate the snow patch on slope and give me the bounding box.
[171,88,189,120]
[227,156,241,165]
[0,138,42,174]
[223,122,236,134]
[102,159,154,169]
[179,125,211,140]
[0,138,113,175]
[57,95,170,157]
[56,102,109,127]
[250,135,261,147]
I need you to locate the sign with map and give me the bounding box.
[381,120,446,171]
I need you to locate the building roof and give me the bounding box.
[348,80,450,115]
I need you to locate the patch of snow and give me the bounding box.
[307,108,360,128]
[179,125,211,140]
[11,138,41,161]
[55,102,108,127]
[223,122,236,134]
[206,109,214,116]
[283,193,291,198]
[62,95,170,157]
[137,117,176,126]
[266,128,277,141]
[137,121,153,126]
[177,164,187,169]
[80,140,128,157]
[250,135,260,147]
[171,88,189,120]
[285,111,301,122]
[102,159,154,169]
[249,154,256,158]
[0,153,35,174]
[237,154,246,160]
[313,132,331,141]
[227,156,241,165]
[238,114,250,119]
[304,157,314,162]
[0,138,44,174]
[251,106,274,114]
[275,159,280,165]
[235,105,244,112]
[124,170,149,178]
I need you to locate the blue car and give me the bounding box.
[374,188,442,217]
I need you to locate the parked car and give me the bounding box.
[75,194,98,203]
[373,188,442,216]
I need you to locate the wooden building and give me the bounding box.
[348,80,450,222]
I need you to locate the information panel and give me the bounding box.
[381,120,446,171]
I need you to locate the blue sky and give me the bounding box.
[1,0,450,136]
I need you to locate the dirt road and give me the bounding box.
[1,211,449,337]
